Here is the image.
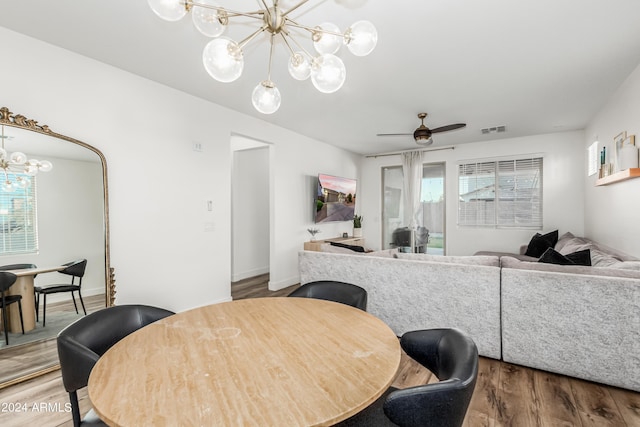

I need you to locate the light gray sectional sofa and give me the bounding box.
[298,250,502,359]
[501,256,640,392]
[298,235,640,391]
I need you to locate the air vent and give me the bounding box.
[481,126,506,134]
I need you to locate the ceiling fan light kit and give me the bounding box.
[148,0,378,114]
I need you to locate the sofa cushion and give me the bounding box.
[538,248,591,266]
[524,230,559,257]
[501,256,640,279]
[395,252,500,267]
[556,235,624,267]
[610,261,640,271]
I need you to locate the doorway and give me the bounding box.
[230,136,270,283]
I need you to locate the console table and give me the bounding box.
[304,236,365,251]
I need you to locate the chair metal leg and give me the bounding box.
[69,391,82,427]
[71,292,78,314]
[2,305,8,346]
[78,291,87,315]
[42,294,47,327]
[34,290,39,322]
[17,300,24,334]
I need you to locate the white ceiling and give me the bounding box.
[2,0,640,155]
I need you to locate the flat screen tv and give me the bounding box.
[315,173,357,223]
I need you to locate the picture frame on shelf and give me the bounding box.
[614,133,638,171]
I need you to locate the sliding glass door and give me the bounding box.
[382,162,445,254]
[421,163,445,255]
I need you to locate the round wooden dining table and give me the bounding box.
[88,297,401,426]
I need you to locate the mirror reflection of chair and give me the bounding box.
[287,280,368,311]
[337,328,478,427]
[57,304,175,427]
[0,272,24,345]
[35,259,87,327]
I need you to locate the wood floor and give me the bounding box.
[1,275,638,427]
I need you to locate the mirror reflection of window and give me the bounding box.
[0,173,37,254]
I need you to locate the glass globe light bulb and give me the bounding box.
[39,160,53,172]
[10,152,27,165]
[251,81,281,114]
[203,37,244,82]
[345,20,378,56]
[148,0,187,22]
[192,0,227,37]
[288,52,311,81]
[25,164,39,176]
[17,177,29,189]
[313,23,342,55]
[2,180,14,192]
[311,54,346,94]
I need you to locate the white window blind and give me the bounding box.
[458,157,542,228]
[0,174,38,255]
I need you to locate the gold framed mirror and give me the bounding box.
[0,106,114,389]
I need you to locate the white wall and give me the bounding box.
[0,26,360,309]
[360,131,585,255]
[2,156,105,301]
[231,144,269,282]
[584,63,640,257]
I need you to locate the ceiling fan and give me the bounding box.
[377,113,466,146]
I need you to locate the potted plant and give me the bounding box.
[353,215,363,237]
[307,228,321,241]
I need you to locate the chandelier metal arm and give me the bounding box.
[258,0,271,15]
[282,0,312,17]
[285,18,345,38]
[267,34,275,82]
[238,25,269,49]
[187,1,264,21]
[281,29,315,59]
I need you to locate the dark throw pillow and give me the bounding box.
[524,230,559,257]
[330,241,365,253]
[538,248,592,266]
[565,249,592,266]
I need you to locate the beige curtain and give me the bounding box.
[401,150,423,229]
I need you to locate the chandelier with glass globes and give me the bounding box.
[0,125,53,193]
[148,0,378,114]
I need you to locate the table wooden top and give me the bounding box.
[7,266,65,276]
[88,297,401,427]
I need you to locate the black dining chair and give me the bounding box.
[35,259,87,327]
[336,328,479,427]
[0,271,25,346]
[287,280,368,311]
[57,304,175,427]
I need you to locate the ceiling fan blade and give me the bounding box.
[430,123,466,133]
[376,133,413,137]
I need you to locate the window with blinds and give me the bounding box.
[0,174,38,255]
[458,157,542,228]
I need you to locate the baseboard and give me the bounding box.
[268,275,300,291]
[232,266,269,282]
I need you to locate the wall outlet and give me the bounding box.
[193,142,203,152]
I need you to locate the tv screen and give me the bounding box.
[315,173,357,223]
